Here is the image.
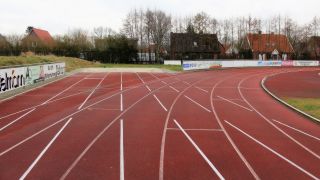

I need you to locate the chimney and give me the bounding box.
[258,30,262,34]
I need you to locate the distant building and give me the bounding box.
[242,32,294,60]
[22,27,54,52]
[223,44,239,58]
[138,44,156,62]
[170,32,221,60]
[138,44,168,63]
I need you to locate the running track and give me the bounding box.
[0,68,319,180]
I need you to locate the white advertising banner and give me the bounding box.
[183,61,222,71]
[164,60,182,65]
[293,61,319,66]
[0,67,26,93]
[0,62,65,94]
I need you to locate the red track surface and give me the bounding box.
[265,69,320,98]
[0,68,319,180]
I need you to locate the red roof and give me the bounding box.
[247,33,294,54]
[31,28,54,45]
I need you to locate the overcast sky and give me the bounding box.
[0,0,319,35]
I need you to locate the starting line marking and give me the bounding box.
[225,120,318,180]
[174,119,225,180]
[78,74,109,110]
[0,108,36,132]
[153,95,168,112]
[272,119,320,141]
[87,108,120,111]
[183,81,191,86]
[167,128,223,132]
[217,96,253,112]
[169,86,180,93]
[184,95,211,113]
[20,118,73,180]
[195,86,209,93]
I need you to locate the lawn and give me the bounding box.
[284,98,320,120]
[0,55,182,72]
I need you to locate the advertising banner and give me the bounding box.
[164,60,182,65]
[183,61,222,71]
[0,67,26,93]
[257,61,282,66]
[281,61,294,67]
[293,61,319,66]
[0,62,65,94]
[25,65,44,85]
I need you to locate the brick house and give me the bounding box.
[22,27,55,52]
[242,32,294,60]
[170,32,221,60]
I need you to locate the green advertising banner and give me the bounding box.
[25,65,45,85]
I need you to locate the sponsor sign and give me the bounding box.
[257,61,282,66]
[183,61,222,71]
[293,61,319,66]
[0,67,25,92]
[164,60,182,65]
[0,62,65,94]
[25,65,44,85]
[281,61,294,67]
[43,63,65,80]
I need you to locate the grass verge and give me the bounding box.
[284,98,320,120]
[0,55,182,72]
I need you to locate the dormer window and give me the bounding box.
[193,42,198,47]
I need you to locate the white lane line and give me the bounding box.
[183,81,191,85]
[153,95,168,112]
[120,119,125,180]
[84,78,103,80]
[0,89,89,121]
[146,85,152,92]
[78,73,109,110]
[120,94,123,112]
[167,128,223,132]
[149,73,167,85]
[238,76,320,160]
[225,120,319,180]
[136,72,152,91]
[1,75,161,157]
[169,86,179,93]
[42,76,86,105]
[174,119,225,180]
[217,96,253,112]
[19,117,73,180]
[120,72,123,91]
[161,81,168,85]
[0,108,36,132]
[88,108,120,111]
[195,86,209,93]
[184,95,211,113]
[121,72,123,112]
[136,72,145,84]
[272,119,320,141]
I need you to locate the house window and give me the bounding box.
[32,41,37,48]
[193,42,198,47]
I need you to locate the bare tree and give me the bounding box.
[193,12,210,33]
[148,10,172,63]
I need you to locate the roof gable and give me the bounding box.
[247,33,294,54]
[30,28,54,45]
